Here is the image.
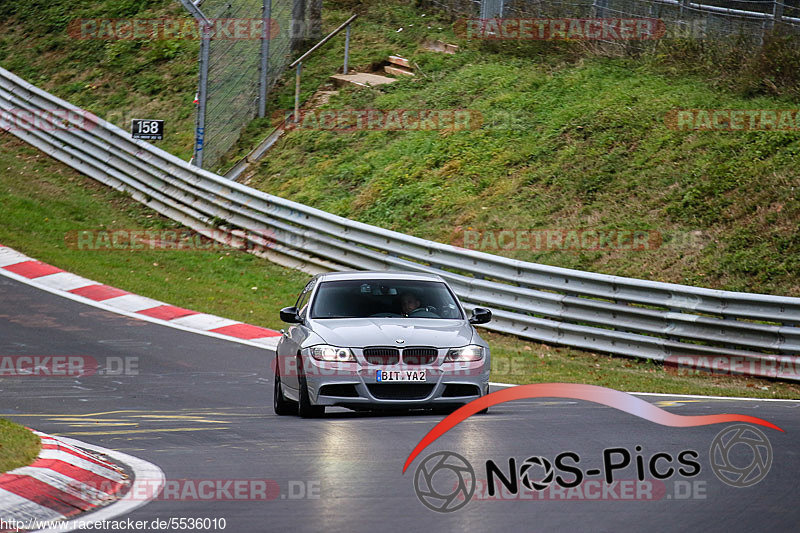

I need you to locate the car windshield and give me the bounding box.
[310,279,463,320]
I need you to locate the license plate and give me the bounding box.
[376,370,426,382]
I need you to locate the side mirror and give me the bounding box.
[469,307,492,325]
[280,306,302,324]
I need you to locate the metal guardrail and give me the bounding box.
[2,66,799,379]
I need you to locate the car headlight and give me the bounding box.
[445,345,484,362]
[307,345,355,362]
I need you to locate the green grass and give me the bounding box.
[0,135,308,331]
[0,419,40,473]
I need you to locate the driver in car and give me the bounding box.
[400,292,423,317]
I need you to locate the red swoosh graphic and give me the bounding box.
[402,383,784,473]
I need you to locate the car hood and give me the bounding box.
[305,318,474,348]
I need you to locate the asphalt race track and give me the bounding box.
[1,274,799,532]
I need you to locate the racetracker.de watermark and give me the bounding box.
[666,354,800,380]
[271,355,486,378]
[0,356,138,377]
[455,17,666,40]
[453,229,662,252]
[64,229,279,252]
[67,18,281,40]
[275,109,483,132]
[471,478,710,501]
[665,109,800,131]
[77,479,319,501]
[0,109,100,132]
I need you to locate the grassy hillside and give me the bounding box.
[243,1,800,296]
[0,0,198,159]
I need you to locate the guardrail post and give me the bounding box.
[258,0,273,119]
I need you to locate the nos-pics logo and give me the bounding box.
[404,384,783,514]
[413,424,773,512]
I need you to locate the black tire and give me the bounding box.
[478,385,489,413]
[297,356,325,418]
[273,361,297,416]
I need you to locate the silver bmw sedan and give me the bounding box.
[273,271,492,417]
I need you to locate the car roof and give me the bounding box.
[314,271,445,283]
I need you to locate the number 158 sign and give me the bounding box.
[131,119,164,140]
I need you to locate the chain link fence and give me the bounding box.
[423,0,800,39]
[181,0,319,172]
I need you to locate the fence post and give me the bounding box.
[679,0,690,20]
[343,24,351,75]
[180,0,211,169]
[308,0,323,41]
[292,0,306,51]
[258,0,273,119]
[480,0,505,18]
[770,0,785,31]
[294,62,302,123]
[195,28,209,168]
[595,0,608,19]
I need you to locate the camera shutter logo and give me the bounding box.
[710,424,772,488]
[519,456,554,491]
[413,451,475,513]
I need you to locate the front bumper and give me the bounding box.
[302,356,490,408]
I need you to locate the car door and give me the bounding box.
[279,278,316,392]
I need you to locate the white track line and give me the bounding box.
[33,438,165,533]
[489,381,800,402]
[0,267,278,353]
[628,391,800,402]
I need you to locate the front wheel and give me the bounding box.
[273,361,297,416]
[297,357,325,418]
